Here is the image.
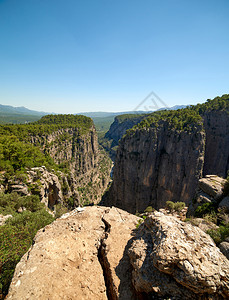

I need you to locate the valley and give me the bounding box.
[0,94,229,299]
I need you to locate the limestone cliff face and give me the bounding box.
[28,125,112,205]
[105,115,146,145]
[103,115,147,160]
[202,111,229,177]
[105,121,205,213]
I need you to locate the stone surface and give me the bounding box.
[10,184,29,196]
[104,122,205,213]
[219,196,229,212]
[0,214,12,226]
[219,242,229,260]
[202,110,229,178]
[26,167,63,209]
[30,126,112,205]
[198,175,226,200]
[7,206,140,300]
[1,125,112,208]
[187,218,219,233]
[128,211,229,299]
[186,175,226,217]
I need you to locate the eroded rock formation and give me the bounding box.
[29,126,112,205]
[105,115,146,146]
[0,123,112,208]
[105,122,205,213]
[188,175,227,216]
[7,206,140,300]
[202,111,229,177]
[128,211,229,299]
[7,208,229,299]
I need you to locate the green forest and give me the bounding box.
[128,94,229,135]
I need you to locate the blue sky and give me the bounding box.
[0,0,228,113]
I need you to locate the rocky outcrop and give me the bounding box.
[219,196,229,213]
[202,111,229,177]
[0,214,12,226]
[0,122,112,207]
[7,208,229,299]
[3,167,65,210]
[7,206,140,300]
[105,115,146,146]
[102,114,147,161]
[219,239,229,260]
[198,175,226,200]
[29,126,112,205]
[188,175,226,216]
[128,211,229,299]
[104,122,205,213]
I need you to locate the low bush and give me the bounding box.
[194,202,216,218]
[207,223,229,245]
[0,192,55,297]
[0,209,54,296]
[144,206,154,213]
[165,201,185,212]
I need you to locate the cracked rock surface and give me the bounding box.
[7,206,140,300]
[7,208,229,300]
[128,211,229,299]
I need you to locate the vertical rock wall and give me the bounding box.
[105,122,205,213]
[203,111,229,177]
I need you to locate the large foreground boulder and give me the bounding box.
[7,208,229,299]
[7,206,140,300]
[128,211,229,299]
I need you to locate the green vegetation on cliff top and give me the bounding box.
[128,94,229,134]
[0,114,93,140]
[115,113,148,123]
[128,109,203,133]
[192,94,229,113]
[0,114,94,176]
[0,135,57,174]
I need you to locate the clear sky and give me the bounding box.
[0,0,228,113]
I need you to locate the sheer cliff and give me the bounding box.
[0,115,112,207]
[104,95,229,213]
[202,110,229,177]
[101,114,147,160]
[104,116,205,213]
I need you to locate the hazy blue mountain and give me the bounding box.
[78,106,187,118]
[0,104,49,116]
[77,111,151,118]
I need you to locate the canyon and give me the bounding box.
[1,95,229,299]
[104,96,229,213]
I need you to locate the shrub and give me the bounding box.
[165,201,185,212]
[0,193,44,215]
[194,202,216,218]
[174,202,185,212]
[207,223,229,245]
[165,201,175,212]
[144,206,154,213]
[0,209,54,296]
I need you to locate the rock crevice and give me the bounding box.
[98,213,117,300]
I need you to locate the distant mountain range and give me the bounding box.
[0,103,188,125]
[77,105,187,118]
[0,104,49,116]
